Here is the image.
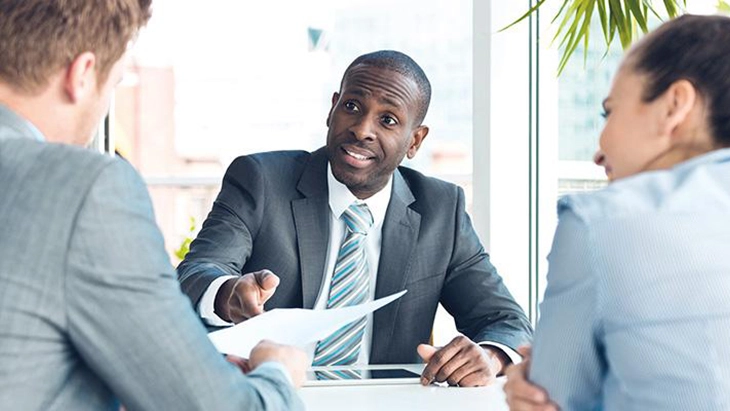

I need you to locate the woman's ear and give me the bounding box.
[661,79,697,139]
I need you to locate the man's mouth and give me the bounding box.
[342,147,376,162]
[346,150,370,161]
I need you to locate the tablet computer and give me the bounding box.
[304,365,423,386]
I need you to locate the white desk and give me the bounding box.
[301,381,508,410]
[300,365,508,411]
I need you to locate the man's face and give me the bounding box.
[325,64,428,199]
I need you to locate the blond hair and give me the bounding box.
[0,0,152,93]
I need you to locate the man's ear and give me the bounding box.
[326,92,340,127]
[64,52,97,103]
[661,79,697,140]
[406,125,429,159]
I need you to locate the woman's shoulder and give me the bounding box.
[558,160,730,223]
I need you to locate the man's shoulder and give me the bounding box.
[3,138,118,186]
[226,149,315,177]
[397,165,460,198]
[223,149,327,194]
[46,145,140,191]
[233,149,314,168]
[394,166,465,222]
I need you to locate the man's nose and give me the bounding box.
[348,117,377,141]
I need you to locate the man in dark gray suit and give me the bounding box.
[179,50,532,387]
[0,1,306,410]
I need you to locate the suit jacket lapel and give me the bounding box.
[371,169,421,362]
[292,148,330,309]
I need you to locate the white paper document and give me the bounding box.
[208,290,407,358]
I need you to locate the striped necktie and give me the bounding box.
[312,203,374,366]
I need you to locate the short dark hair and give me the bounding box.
[341,50,431,125]
[629,14,730,147]
[0,0,152,94]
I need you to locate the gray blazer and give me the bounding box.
[0,106,302,411]
[179,148,532,363]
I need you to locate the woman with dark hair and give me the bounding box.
[504,14,730,411]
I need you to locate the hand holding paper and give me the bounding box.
[208,290,407,358]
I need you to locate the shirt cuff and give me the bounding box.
[198,275,237,326]
[479,341,522,365]
[255,361,294,386]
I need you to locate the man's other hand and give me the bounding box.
[503,346,558,411]
[249,340,308,388]
[417,335,507,387]
[225,354,251,374]
[214,269,279,323]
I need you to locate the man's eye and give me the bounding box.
[382,115,398,126]
[344,101,359,112]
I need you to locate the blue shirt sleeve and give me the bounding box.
[529,203,605,411]
[254,362,294,386]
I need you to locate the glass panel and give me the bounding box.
[535,17,620,310]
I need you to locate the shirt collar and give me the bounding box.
[0,103,46,142]
[327,162,392,228]
[672,147,730,171]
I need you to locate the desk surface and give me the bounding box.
[300,364,508,411]
[301,382,508,411]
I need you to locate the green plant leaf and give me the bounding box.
[556,0,597,75]
[173,216,197,261]
[556,2,585,49]
[551,0,573,24]
[506,0,686,76]
[551,0,584,46]
[597,0,610,43]
[173,238,190,261]
[607,0,630,48]
[627,0,649,32]
[719,0,730,13]
[583,4,592,67]
[643,0,665,21]
[608,8,618,44]
[499,0,548,32]
[663,0,678,16]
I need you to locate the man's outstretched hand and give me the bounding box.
[214,269,279,323]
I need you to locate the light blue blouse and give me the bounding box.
[531,148,730,410]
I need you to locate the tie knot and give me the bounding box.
[342,203,373,234]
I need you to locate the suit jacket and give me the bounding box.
[179,148,531,363]
[0,106,302,411]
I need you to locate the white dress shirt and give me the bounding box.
[304,164,391,364]
[199,163,519,365]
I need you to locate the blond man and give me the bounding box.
[0,1,306,409]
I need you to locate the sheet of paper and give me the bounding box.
[208,290,407,358]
